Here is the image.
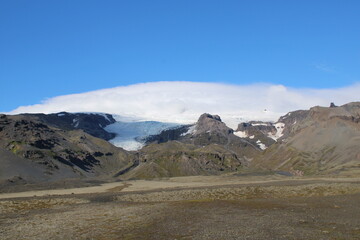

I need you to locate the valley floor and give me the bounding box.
[1,175,360,240]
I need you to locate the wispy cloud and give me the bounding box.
[313,63,336,73]
[8,81,360,129]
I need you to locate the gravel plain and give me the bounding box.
[1,175,360,240]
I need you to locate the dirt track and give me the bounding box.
[1,175,360,239]
[1,175,359,199]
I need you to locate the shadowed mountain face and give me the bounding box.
[31,112,117,140]
[0,114,131,183]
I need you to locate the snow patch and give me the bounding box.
[251,123,268,126]
[249,135,255,139]
[95,113,112,122]
[256,140,267,150]
[268,122,285,141]
[234,131,248,138]
[57,113,66,117]
[72,119,79,128]
[281,112,291,119]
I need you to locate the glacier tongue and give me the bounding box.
[104,121,179,151]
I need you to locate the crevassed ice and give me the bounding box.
[105,121,179,151]
[110,139,145,151]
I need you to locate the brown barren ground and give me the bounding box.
[1,175,360,240]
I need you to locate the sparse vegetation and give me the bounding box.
[1,177,360,240]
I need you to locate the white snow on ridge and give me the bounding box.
[234,131,248,138]
[234,131,255,139]
[105,121,179,151]
[281,112,291,119]
[93,113,112,122]
[268,122,285,141]
[251,123,269,126]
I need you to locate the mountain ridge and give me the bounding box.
[1,102,360,185]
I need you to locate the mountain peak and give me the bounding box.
[195,113,232,136]
[198,113,222,122]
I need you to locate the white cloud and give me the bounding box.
[8,81,360,129]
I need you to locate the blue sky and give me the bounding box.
[1,0,360,112]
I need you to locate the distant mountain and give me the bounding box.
[18,112,179,151]
[29,112,117,140]
[122,113,262,179]
[0,113,132,183]
[1,102,360,185]
[142,102,360,177]
[251,102,360,175]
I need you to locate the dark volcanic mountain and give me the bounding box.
[31,112,117,140]
[0,113,131,184]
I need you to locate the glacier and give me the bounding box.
[104,120,180,151]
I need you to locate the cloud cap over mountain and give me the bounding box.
[9,81,360,128]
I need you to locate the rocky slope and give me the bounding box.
[0,112,262,182]
[0,114,132,183]
[251,102,360,175]
[142,102,360,177]
[146,113,262,154]
[31,112,117,140]
[122,114,262,179]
